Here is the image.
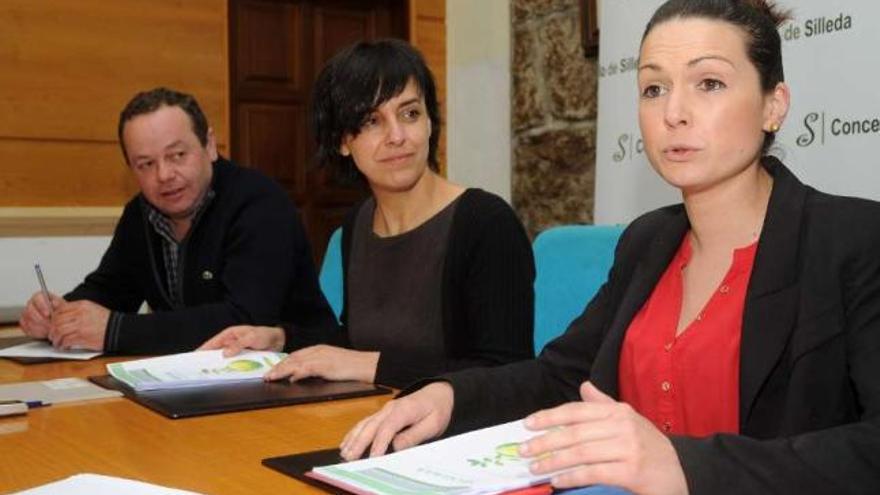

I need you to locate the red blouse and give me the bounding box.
[618,235,758,437]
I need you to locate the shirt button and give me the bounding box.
[719,284,730,294]
[661,381,671,392]
[663,342,673,352]
[663,421,672,432]
[201,270,214,280]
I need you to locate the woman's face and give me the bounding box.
[637,17,787,194]
[341,79,432,194]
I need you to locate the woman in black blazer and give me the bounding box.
[340,1,880,494]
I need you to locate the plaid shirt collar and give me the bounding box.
[142,188,215,243]
[142,188,215,307]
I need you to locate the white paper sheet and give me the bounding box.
[12,473,204,494]
[107,350,286,391]
[0,340,102,360]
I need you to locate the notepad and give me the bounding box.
[0,340,102,361]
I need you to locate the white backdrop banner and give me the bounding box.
[595,0,880,224]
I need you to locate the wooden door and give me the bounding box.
[229,0,408,264]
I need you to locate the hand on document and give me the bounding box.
[19,290,65,339]
[48,300,110,350]
[519,381,687,494]
[201,327,379,384]
[340,381,454,460]
[340,380,687,494]
[20,292,109,351]
[263,344,380,383]
[315,420,561,495]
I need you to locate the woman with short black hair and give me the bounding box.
[202,39,535,390]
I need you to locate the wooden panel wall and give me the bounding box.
[409,0,447,174]
[0,0,229,207]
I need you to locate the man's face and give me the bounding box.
[122,105,217,220]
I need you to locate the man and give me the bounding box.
[19,87,336,354]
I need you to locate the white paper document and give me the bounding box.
[311,419,559,495]
[12,473,204,494]
[107,350,286,391]
[0,340,102,360]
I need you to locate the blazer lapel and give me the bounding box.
[739,158,807,425]
[591,209,689,398]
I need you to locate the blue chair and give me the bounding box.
[319,227,344,321]
[533,224,625,353]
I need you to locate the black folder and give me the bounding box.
[89,374,391,419]
[263,448,350,494]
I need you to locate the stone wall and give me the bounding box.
[511,0,599,238]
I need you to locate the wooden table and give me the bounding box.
[0,331,391,494]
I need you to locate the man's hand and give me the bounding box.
[340,382,454,460]
[48,300,110,351]
[264,344,379,384]
[199,325,286,356]
[520,381,688,495]
[19,291,65,339]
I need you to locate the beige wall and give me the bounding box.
[445,0,511,200]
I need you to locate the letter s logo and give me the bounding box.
[797,112,819,147]
[613,134,629,162]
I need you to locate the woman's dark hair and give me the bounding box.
[642,0,792,153]
[118,87,209,163]
[310,38,441,181]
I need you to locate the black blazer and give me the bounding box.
[443,158,880,494]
